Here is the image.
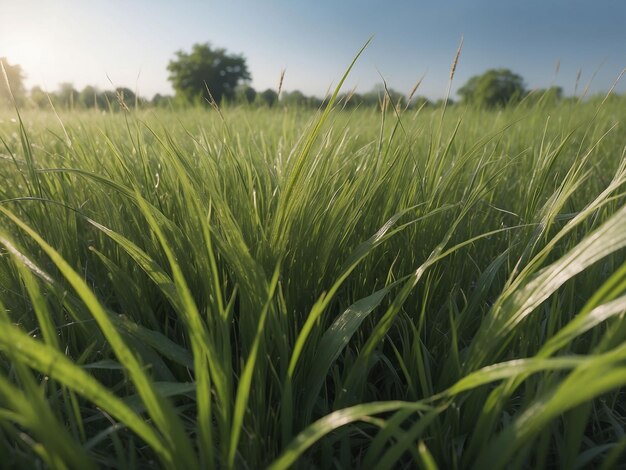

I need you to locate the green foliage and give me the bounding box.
[258,88,278,107]
[29,86,49,108]
[56,82,79,109]
[23,83,145,112]
[78,85,103,110]
[234,84,257,105]
[1,89,626,468]
[167,42,251,105]
[280,89,323,108]
[458,68,526,108]
[151,93,175,108]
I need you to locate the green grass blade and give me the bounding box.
[467,204,626,370]
[227,266,280,469]
[268,401,433,470]
[0,319,168,464]
[0,206,197,469]
[303,280,402,414]
[474,342,626,469]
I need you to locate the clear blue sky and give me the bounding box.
[2,0,625,100]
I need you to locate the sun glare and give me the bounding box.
[5,40,44,70]
[2,9,63,87]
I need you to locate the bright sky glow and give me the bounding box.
[1,0,625,100]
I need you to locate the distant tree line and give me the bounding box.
[0,51,620,113]
[28,83,148,111]
[0,57,25,107]
[456,68,568,108]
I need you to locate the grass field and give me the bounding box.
[1,90,626,468]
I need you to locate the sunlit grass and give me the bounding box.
[1,92,625,468]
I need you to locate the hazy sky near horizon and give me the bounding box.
[2,0,625,100]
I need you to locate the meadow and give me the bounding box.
[1,88,626,469]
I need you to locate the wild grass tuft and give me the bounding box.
[0,71,626,468]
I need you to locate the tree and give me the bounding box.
[80,85,112,110]
[167,43,251,105]
[79,85,103,110]
[457,69,526,108]
[280,90,322,108]
[258,89,278,107]
[30,86,50,109]
[235,84,257,104]
[151,93,174,108]
[115,87,139,109]
[280,90,307,107]
[348,84,408,110]
[98,90,119,111]
[57,82,79,109]
[0,57,26,107]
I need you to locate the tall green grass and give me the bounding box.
[1,88,625,468]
